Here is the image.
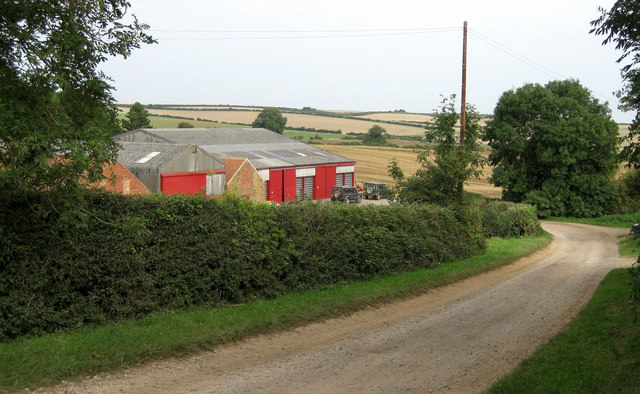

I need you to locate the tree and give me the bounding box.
[362,125,388,145]
[0,1,154,194]
[122,102,152,131]
[591,2,640,167]
[483,80,620,218]
[252,108,287,134]
[388,95,484,205]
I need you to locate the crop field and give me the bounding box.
[316,144,503,198]
[142,108,426,136]
[355,113,435,123]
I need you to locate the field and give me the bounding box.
[315,144,503,198]
[141,108,427,136]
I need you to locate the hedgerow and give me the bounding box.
[0,191,485,341]
[481,201,542,238]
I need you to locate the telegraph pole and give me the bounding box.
[460,21,468,150]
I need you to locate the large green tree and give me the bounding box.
[362,125,388,145]
[483,80,620,217]
[591,1,640,166]
[252,108,287,134]
[122,102,152,131]
[0,1,154,193]
[388,95,484,205]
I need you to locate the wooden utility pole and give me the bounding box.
[460,21,468,150]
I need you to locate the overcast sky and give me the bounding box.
[102,0,631,122]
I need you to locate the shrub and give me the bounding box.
[0,190,485,341]
[481,201,542,238]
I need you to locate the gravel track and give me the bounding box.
[46,222,631,393]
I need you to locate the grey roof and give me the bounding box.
[116,128,355,169]
[117,142,195,170]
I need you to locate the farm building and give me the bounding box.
[116,141,226,195]
[222,157,266,202]
[90,161,151,195]
[116,128,357,203]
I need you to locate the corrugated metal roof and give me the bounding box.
[117,128,355,170]
[117,142,195,170]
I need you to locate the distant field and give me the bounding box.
[316,144,502,199]
[355,113,434,123]
[141,108,426,136]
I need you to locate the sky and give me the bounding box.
[102,0,632,122]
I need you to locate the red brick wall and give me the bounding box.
[92,162,151,195]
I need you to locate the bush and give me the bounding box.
[481,201,542,238]
[0,191,485,341]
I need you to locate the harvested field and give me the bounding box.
[355,113,435,123]
[316,144,502,198]
[142,109,426,136]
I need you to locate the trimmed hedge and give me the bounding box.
[0,191,485,341]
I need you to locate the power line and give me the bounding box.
[468,28,566,81]
[151,27,461,40]
[469,28,615,102]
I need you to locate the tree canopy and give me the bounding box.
[122,102,152,131]
[362,125,388,145]
[388,95,484,205]
[252,108,287,134]
[0,1,154,193]
[483,80,620,217]
[591,1,640,167]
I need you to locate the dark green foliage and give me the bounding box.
[592,1,640,167]
[251,108,287,134]
[387,95,485,205]
[619,169,640,213]
[484,80,621,218]
[122,102,152,131]
[481,201,542,238]
[177,121,195,128]
[362,125,389,146]
[0,190,485,341]
[0,1,154,194]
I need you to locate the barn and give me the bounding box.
[117,128,356,203]
[116,141,226,195]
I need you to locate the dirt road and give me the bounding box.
[49,222,631,393]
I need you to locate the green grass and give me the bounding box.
[620,236,638,258]
[147,116,243,129]
[486,268,640,393]
[547,212,640,228]
[117,113,243,129]
[0,234,551,392]
[283,129,347,140]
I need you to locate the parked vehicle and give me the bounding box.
[331,186,362,203]
[363,182,386,200]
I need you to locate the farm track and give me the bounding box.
[46,222,631,393]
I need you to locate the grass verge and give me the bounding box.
[486,268,640,393]
[547,212,640,228]
[0,234,551,392]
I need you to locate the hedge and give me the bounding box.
[0,191,485,341]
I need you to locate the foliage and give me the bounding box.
[619,169,640,213]
[0,0,154,194]
[387,95,484,205]
[0,234,551,392]
[483,80,620,218]
[0,190,485,341]
[177,121,195,128]
[362,125,389,145]
[251,107,287,134]
[480,201,542,238]
[591,1,640,167]
[122,102,152,131]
